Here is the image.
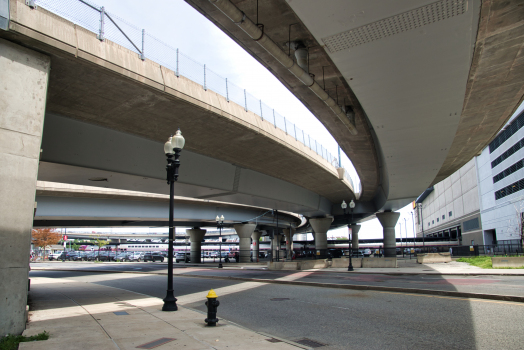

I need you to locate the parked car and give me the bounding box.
[115,252,129,261]
[48,253,62,261]
[363,249,372,257]
[351,251,364,258]
[126,252,143,262]
[57,252,79,261]
[175,252,190,263]
[143,252,164,262]
[327,249,343,258]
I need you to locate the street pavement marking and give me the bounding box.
[177,281,269,305]
[275,271,315,282]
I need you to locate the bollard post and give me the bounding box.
[205,289,220,326]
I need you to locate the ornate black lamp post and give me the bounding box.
[162,129,185,312]
[216,215,224,268]
[341,199,355,271]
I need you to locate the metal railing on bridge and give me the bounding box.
[33,0,353,183]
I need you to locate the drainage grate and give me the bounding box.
[295,338,326,348]
[266,338,283,343]
[113,311,129,316]
[136,338,176,349]
[270,298,290,301]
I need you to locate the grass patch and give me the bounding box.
[457,256,492,269]
[0,331,49,350]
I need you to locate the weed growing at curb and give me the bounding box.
[0,331,49,350]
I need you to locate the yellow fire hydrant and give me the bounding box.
[205,289,220,326]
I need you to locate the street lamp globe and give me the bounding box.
[164,129,185,155]
[349,199,355,209]
[172,129,185,150]
[341,200,347,210]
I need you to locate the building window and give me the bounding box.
[437,218,439,222]
[463,217,480,232]
[493,158,524,183]
[428,223,430,227]
[432,220,434,224]
[442,215,445,220]
[489,111,524,153]
[495,178,524,200]
[449,211,452,217]
[491,137,524,168]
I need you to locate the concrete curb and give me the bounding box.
[31,267,524,303]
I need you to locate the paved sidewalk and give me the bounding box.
[21,278,306,350]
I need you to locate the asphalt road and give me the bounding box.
[30,269,524,350]
[33,261,524,297]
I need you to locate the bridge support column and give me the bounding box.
[251,230,262,261]
[350,224,361,251]
[233,224,256,263]
[187,228,206,263]
[0,39,50,336]
[309,217,333,259]
[376,212,400,257]
[283,228,295,259]
[272,233,282,260]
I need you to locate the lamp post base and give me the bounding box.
[162,290,178,311]
[218,262,223,268]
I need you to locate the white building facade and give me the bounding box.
[415,107,524,247]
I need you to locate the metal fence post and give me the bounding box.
[309,135,311,149]
[284,117,287,134]
[260,100,263,120]
[97,6,105,41]
[273,109,276,128]
[302,130,305,145]
[294,124,297,140]
[140,29,145,60]
[176,48,179,77]
[204,64,207,91]
[226,78,229,102]
[244,89,247,112]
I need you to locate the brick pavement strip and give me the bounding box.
[20,278,307,350]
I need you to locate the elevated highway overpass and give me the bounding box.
[2,0,524,335]
[0,0,357,335]
[187,0,524,214]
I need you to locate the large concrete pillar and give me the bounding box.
[283,228,295,259]
[272,232,282,260]
[251,230,262,261]
[0,39,50,335]
[350,224,361,250]
[187,228,206,263]
[233,223,256,263]
[376,212,400,257]
[309,217,333,258]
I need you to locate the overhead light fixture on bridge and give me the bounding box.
[345,106,355,126]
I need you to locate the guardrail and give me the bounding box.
[33,0,352,175]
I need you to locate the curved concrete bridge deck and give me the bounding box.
[1,0,355,217]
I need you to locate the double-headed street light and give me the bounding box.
[162,129,185,312]
[216,215,224,268]
[341,199,355,272]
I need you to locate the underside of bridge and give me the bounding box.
[186,0,524,214]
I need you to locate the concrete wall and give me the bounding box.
[0,39,50,335]
[492,257,524,268]
[361,258,397,268]
[416,253,452,264]
[330,257,362,268]
[416,158,482,243]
